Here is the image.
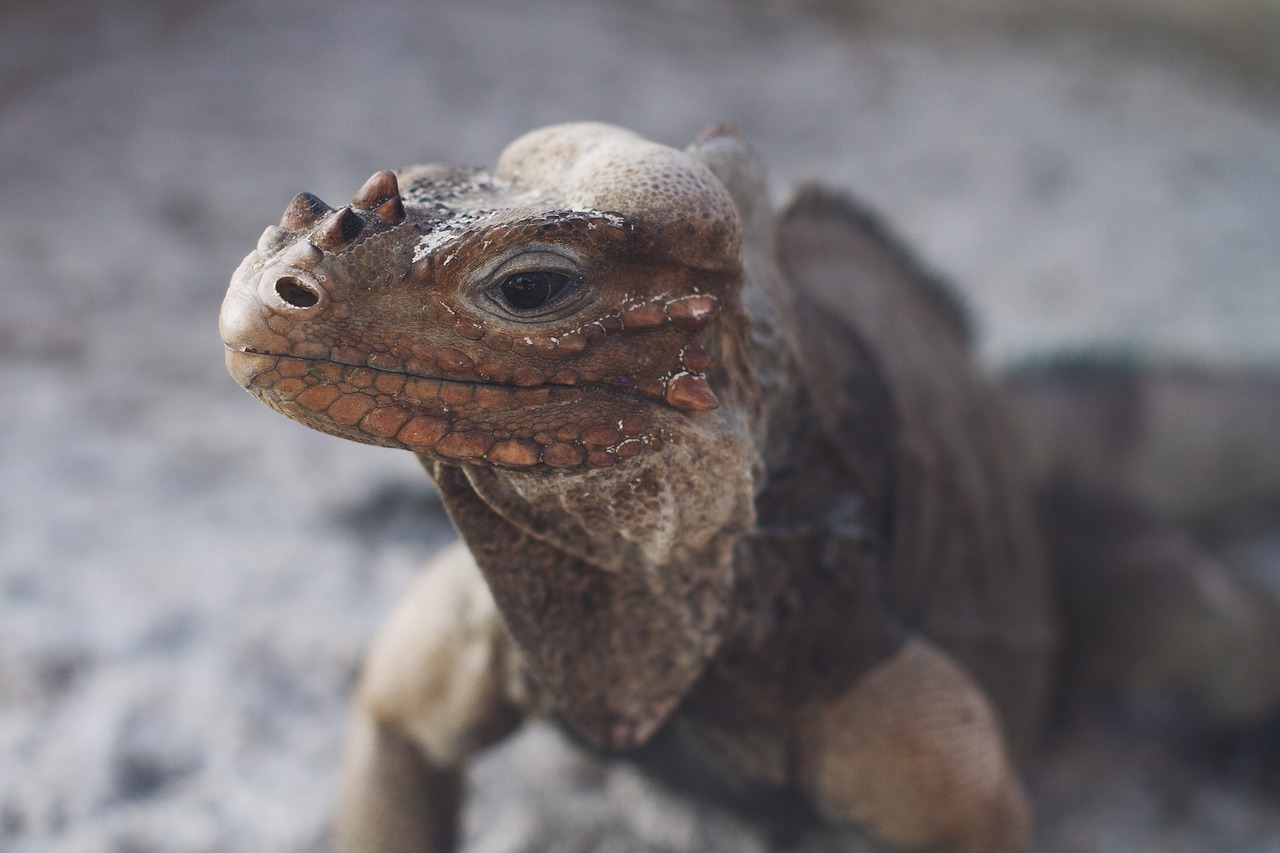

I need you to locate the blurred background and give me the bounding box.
[2,0,1279,850]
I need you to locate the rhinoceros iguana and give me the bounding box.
[219,122,1280,852]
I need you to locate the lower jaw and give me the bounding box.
[226,348,664,471]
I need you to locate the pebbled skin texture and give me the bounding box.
[221,123,1280,852]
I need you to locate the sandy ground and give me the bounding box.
[2,0,1280,850]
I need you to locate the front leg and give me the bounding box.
[796,637,1030,853]
[335,542,529,853]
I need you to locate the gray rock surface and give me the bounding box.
[2,0,1279,850]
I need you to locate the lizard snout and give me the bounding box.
[219,250,331,359]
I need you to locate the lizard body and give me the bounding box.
[220,123,1280,851]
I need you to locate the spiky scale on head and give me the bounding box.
[311,207,364,250]
[351,169,400,209]
[280,192,332,229]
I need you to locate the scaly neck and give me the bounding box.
[421,397,758,750]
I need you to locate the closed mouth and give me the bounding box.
[225,345,589,408]
[225,343,677,406]
[224,345,663,470]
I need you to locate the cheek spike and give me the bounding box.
[665,374,719,412]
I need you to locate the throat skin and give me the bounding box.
[421,398,758,750]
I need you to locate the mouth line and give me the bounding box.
[225,344,659,403]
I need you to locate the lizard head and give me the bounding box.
[220,122,750,473]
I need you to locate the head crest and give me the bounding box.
[495,122,741,273]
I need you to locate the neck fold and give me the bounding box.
[422,406,756,749]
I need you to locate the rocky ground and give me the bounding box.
[2,0,1280,850]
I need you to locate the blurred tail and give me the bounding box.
[1035,476,1280,724]
[1003,357,1280,724]
[1001,356,1280,528]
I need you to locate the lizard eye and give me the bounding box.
[499,271,572,311]
[479,248,585,321]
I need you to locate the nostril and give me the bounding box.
[275,276,320,308]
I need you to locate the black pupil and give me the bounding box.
[501,272,563,310]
